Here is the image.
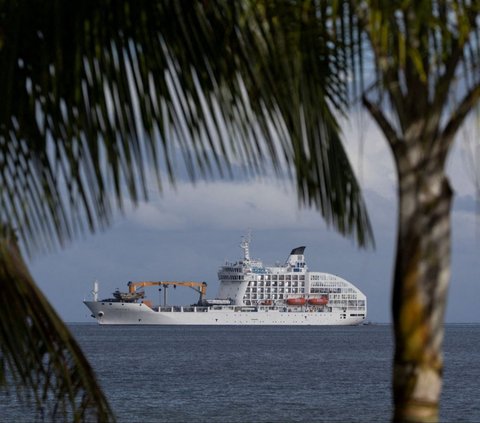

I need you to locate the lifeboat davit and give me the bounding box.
[286,298,306,306]
[308,296,328,306]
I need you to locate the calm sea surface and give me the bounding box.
[2,324,480,422]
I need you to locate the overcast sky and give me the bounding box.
[28,116,480,323]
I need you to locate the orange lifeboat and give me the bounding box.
[308,295,328,306]
[261,300,273,305]
[286,297,306,306]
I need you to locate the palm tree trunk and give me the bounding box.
[392,166,453,422]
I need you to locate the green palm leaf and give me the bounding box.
[0,228,113,421]
[0,0,372,253]
[0,1,374,421]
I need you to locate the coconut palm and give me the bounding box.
[355,3,480,421]
[0,1,479,422]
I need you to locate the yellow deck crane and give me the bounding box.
[127,281,207,306]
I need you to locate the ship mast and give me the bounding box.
[240,232,251,261]
[92,280,99,302]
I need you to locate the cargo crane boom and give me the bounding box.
[127,281,207,305]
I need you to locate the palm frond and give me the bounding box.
[0,0,373,253]
[353,0,480,139]
[0,2,376,420]
[0,230,114,422]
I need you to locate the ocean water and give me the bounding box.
[2,324,480,422]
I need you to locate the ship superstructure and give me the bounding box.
[84,236,367,325]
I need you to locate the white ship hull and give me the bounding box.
[84,301,364,326]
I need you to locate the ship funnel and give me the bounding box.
[287,246,307,270]
[290,246,306,256]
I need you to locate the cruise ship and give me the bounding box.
[84,236,367,325]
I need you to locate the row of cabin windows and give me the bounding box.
[310,281,350,288]
[328,299,366,308]
[246,288,305,294]
[311,283,357,295]
[311,287,342,294]
[249,281,305,287]
[222,267,242,272]
[310,274,341,281]
[245,294,288,300]
[220,275,244,280]
[258,275,305,281]
[329,293,361,300]
[247,287,304,292]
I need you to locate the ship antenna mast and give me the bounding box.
[92,280,99,302]
[240,231,251,261]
